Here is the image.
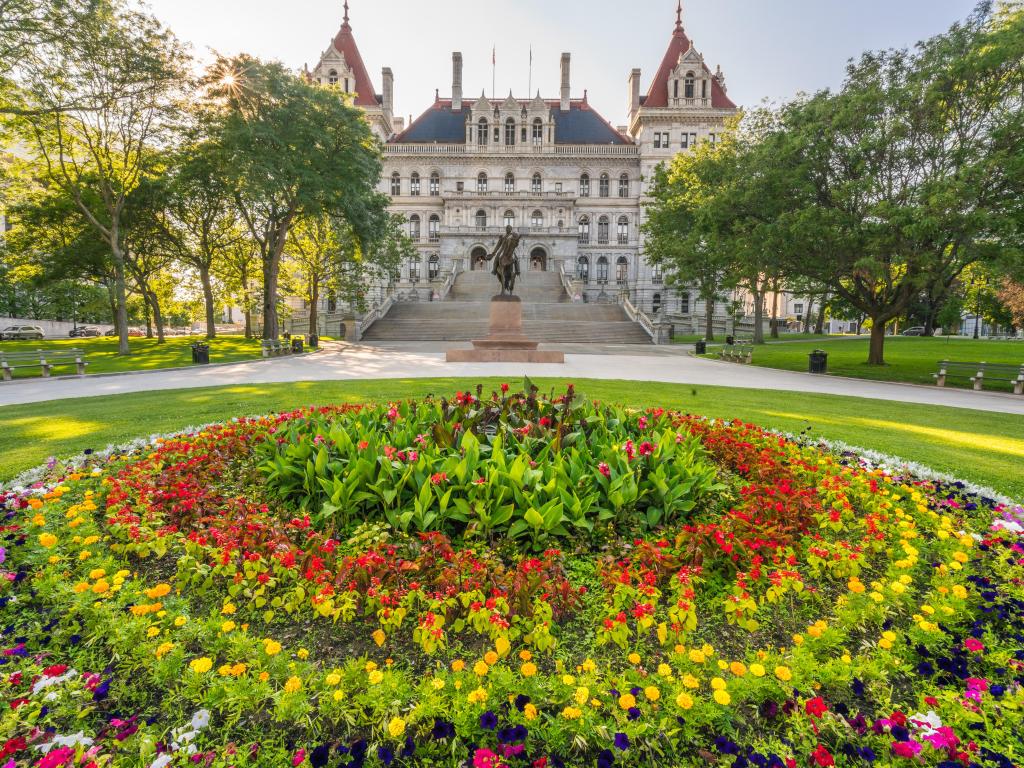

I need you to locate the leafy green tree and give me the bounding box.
[200,55,391,340]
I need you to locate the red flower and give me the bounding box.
[805,697,828,719]
[598,463,611,478]
[431,472,447,486]
[811,745,834,767]
[501,383,510,393]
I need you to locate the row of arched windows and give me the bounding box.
[391,172,441,197]
[580,173,630,198]
[407,214,441,242]
[475,117,546,146]
[575,255,630,285]
[403,254,441,283]
[578,215,630,245]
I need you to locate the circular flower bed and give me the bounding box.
[2,383,1023,768]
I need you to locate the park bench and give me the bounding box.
[261,339,293,358]
[719,340,753,364]
[1,348,88,381]
[933,360,1024,395]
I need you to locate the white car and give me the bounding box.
[1,325,45,340]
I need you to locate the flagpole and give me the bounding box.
[492,45,496,100]
[528,45,532,97]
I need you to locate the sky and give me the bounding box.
[143,0,981,127]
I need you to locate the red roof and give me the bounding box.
[643,18,736,110]
[330,15,378,107]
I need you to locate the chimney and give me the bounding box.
[452,52,463,110]
[628,68,641,119]
[393,116,405,133]
[382,67,394,118]
[560,53,571,111]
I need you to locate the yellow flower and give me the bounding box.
[687,649,706,664]
[387,717,406,738]
[365,661,378,672]
[711,677,727,691]
[561,674,576,686]
[524,703,538,720]
[218,663,234,676]
[467,686,489,704]
[848,578,865,594]
[676,692,694,710]
[729,662,747,677]
[372,629,386,647]
[519,649,533,662]
[792,634,804,646]
[263,639,282,656]
[473,661,490,677]
[484,651,498,666]
[627,652,641,665]
[221,620,236,633]
[574,686,590,705]
[774,666,792,682]
[682,674,699,689]
[73,582,89,593]
[297,648,309,660]
[452,660,465,673]
[230,663,247,676]
[326,673,341,686]
[521,662,537,677]
[89,568,106,580]
[644,686,660,702]
[146,583,171,599]
[284,676,302,693]
[713,689,732,705]
[333,689,345,702]
[190,657,213,674]
[952,584,968,600]
[91,580,109,595]
[657,663,673,678]
[259,672,270,683]
[561,706,582,720]
[146,626,160,638]
[368,670,384,685]
[581,658,596,673]
[432,677,445,690]
[155,642,174,659]
[221,602,236,614]
[38,533,57,548]
[618,693,636,710]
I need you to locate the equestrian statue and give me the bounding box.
[485,225,522,296]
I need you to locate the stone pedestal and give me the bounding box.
[446,296,565,364]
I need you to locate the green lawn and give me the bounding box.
[674,332,858,344]
[0,335,271,378]
[2,378,1022,499]
[709,336,1024,389]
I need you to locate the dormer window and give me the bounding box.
[505,118,516,146]
[477,118,489,145]
[684,72,695,99]
[328,69,339,86]
[532,118,543,145]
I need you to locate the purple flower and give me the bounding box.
[310,745,331,767]
[0,547,5,565]
[480,711,498,730]
[614,733,629,751]
[598,749,616,768]
[377,745,394,765]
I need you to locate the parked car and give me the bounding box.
[105,327,146,337]
[1,325,45,340]
[69,326,103,338]
[901,326,927,336]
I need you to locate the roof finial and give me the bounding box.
[343,0,350,25]
[675,0,683,31]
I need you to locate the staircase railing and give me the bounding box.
[354,290,396,342]
[620,293,658,343]
[558,263,584,302]
[437,264,462,301]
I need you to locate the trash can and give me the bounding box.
[190,342,199,364]
[726,335,735,346]
[291,337,303,354]
[808,350,828,374]
[309,334,319,349]
[695,340,707,355]
[191,343,209,365]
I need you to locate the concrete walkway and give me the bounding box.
[1,342,1023,415]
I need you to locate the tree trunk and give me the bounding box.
[751,286,765,344]
[200,264,216,340]
[262,247,283,341]
[241,263,252,339]
[803,297,815,334]
[868,320,886,365]
[704,293,715,341]
[149,289,165,343]
[308,279,319,338]
[815,301,826,335]
[144,299,152,339]
[111,245,130,355]
[770,288,780,339]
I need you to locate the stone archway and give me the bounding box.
[529,247,548,272]
[470,246,488,271]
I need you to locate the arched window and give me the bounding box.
[503,210,515,228]
[577,255,590,283]
[477,173,488,193]
[599,173,610,198]
[617,215,629,244]
[531,173,542,194]
[429,172,440,196]
[616,255,629,284]
[428,254,440,280]
[410,172,420,196]
[504,173,515,194]
[390,172,401,196]
[673,79,679,99]
[684,72,695,99]
[680,292,690,314]
[596,256,609,284]
[532,118,544,145]
[408,215,421,241]
[428,214,440,243]
[652,263,663,284]
[598,215,610,244]
[618,174,629,198]
[477,118,489,145]
[578,215,590,244]
[505,118,516,146]
[328,69,339,85]
[652,292,662,314]
[475,209,487,229]
[408,256,421,283]
[343,78,350,93]
[531,209,543,228]
[579,173,590,198]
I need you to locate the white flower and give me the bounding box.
[190,709,211,730]
[35,731,93,753]
[910,710,942,736]
[149,755,174,768]
[31,668,78,694]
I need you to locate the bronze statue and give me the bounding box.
[485,225,522,296]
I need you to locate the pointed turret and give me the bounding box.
[328,1,379,107]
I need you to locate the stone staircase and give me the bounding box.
[361,271,652,344]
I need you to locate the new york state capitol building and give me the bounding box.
[298,3,745,341]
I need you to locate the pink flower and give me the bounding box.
[598,462,610,478]
[891,741,922,759]
[964,638,984,653]
[923,727,960,750]
[473,749,505,768]
[292,748,306,766]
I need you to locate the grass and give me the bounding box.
[2,378,1023,499]
[673,332,859,344]
[0,335,271,378]
[705,336,1024,388]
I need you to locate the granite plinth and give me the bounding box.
[445,296,565,364]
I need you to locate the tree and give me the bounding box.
[200,55,390,340]
[998,279,1024,328]
[10,0,188,353]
